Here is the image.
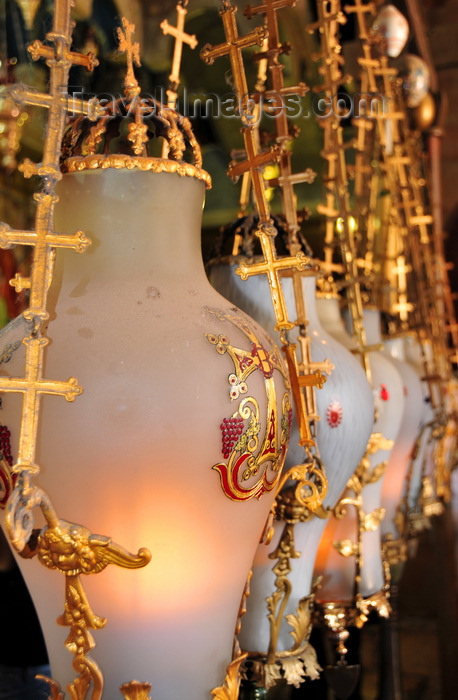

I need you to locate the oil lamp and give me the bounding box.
[0,6,291,699]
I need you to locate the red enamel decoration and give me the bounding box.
[0,424,14,507]
[220,415,245,459]
[326,401,343,428]
[287,407,293,436]
[234,351,254,373]
[261,409,276,457]
[0,425,13,466]
[250,343,275,378]
[380,383,390,401]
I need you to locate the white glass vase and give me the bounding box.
[381,337,425,543]
[314,303,405,601]
[0,169,291,700]
[209,269,374,652]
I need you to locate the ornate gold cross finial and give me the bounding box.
[160,2,197,156]
[201,2,267,122]
[245,0,296,50]
[161,2,198,94]
[117,17,141,97]
[202,0,324,454]
[343,0,376,41]
[243,0,312,255]
[308,0,373,381]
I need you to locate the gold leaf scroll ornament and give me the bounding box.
[206,307,290,501]
[212,655,247,700]
[36,514,151,700]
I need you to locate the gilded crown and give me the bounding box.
[60,18,211,189]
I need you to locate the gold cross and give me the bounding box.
[0,337,82,472]
[344,0,376,41]
[244,0,296,77]
[161,3,198,91]
[236,224,309,331]
[200,3,267,122]
[309,4,373,382]
[244,0,296,22]
[307,9,346,33]
[0,0,96,478]
[282,342,326,446]
[117,17,141,97]
[391,254,413,321]
[228,134,281,187]
[28,40,98,71]
[244,0,313,253]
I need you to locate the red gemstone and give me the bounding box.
[326,401,343,428]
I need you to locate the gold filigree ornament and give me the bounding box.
[354,589,391,629]
[240,483,323,689]
[325,431,394,632]
[119,682,152,700]
[60,16,210,189]
[205,307,290,501]
[6,490,151,700]
[211,655,247,700]
[261,587,321,689]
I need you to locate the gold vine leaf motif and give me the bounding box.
[298,647,321,681]
[365,432,394,455]
[264,663,282,690]
[38,520,151,577]
[36,677,64,700]
[234,415,261,454]
[68,666,97,700]
[382,536,408,566]
[281,657,307,689]
[333,538,358,558]
[363,460,388,486]
[355,433,393,485]
[285,596,314,650]
[346,473,362,495]
[361,507,385,532]
[211,655,247,700]
[60,576,105,648]
[120,681,152,699]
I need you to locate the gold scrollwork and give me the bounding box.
[205,307,290,501]
[211,655,247,700]
[328,430,393,629]
[242,592,321,690]
[263,494,324,670]
[5,484,151,700]
[119,682,153,700]
[276,456,329,520]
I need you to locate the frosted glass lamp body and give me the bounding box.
[0,170,291,700]
[209,269,374,651]
[404,335,437,508]
[314,303,405,601]
[381,337,425,539]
